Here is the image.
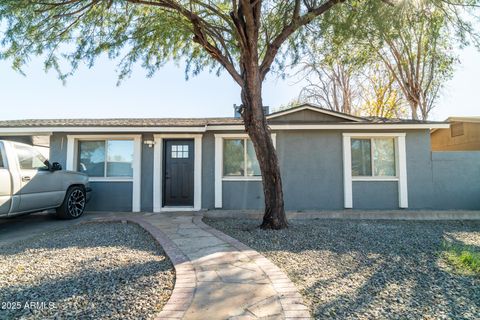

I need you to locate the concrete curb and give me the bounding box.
[203,209,480,220]
[91,216,196,320]
[193,216,311,320]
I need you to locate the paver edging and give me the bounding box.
[91,216,195,320]
[193,216,311,320]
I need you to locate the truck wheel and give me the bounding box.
[56,186,86,219]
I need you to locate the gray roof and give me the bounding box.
[0,104,447,128]
[0,117,243,128]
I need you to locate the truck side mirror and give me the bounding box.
[51,162,62,171]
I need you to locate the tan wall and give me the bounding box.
[431,122,480,151]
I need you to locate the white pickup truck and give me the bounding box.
[0,140,91,219]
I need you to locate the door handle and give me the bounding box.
[22,176,31,182]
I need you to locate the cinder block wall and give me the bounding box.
[432,151,480,209]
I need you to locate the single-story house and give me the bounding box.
[431,116,480,151]
[1,104,479,212]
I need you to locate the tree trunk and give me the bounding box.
[409,100,419,120]
[240,78,288,230]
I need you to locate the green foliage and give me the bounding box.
[296,0,480,119]
[0,1,215,82]
[0,0,478,89]
[442,241,480,276]
[0,1,315,83]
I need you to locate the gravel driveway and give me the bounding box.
[205,218,480,319]
[0,222,174,319]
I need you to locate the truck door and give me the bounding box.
[0,142,12,215]
[13,143,63,213]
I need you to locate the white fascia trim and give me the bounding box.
[342,132,408,209]
[0,123,448,134]
[0,131,52,136]
[267,105,363,122]
[214,133,276,209]
[206,123,449,131]
[153,133,203,212]
[66,134,142,212]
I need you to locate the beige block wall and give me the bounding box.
[431,122,480,151]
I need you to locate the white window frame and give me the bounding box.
[350,137,398,180]
[343,133,408,209]
[214,133,276,208]
[153,133,203,212]
[222,137,263,180]
[76,140,135,180]
[66,134,142,212]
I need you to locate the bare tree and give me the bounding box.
[367,3,457,120]
[299,60,358,114]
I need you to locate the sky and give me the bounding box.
[0,46,479,121]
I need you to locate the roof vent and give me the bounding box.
[233,104,242,118]
[233,104,270,118]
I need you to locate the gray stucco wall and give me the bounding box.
[405,130,435,209]
[352,181,398,209]
[277,130,344,210]
[218,129,432,210]
[49,129,479,212]
[201,132,216,209]
[141,133,154,212]
[432,151,480,210]
[86,182,133,211]
[50,133,135,212]
[222,181,264,209]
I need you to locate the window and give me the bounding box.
[171,145,189,158]
[0,149,4,168]
[451,123,464,137]
[78,140,133,178]
[223,138,261,177]
[351,138,395,177]
[14,144,49,170]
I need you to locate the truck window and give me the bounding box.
[14,144,49,170]
[0,149,3,168]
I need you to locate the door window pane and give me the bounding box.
[246,140,261,176]
[373,138,395,176]
[0,149,4,168]
[223,139,244,176]
[15,145,49,170]
[107,140,133,177]
[171,145,189,159]
[78,141,105,177]
[351,139,372,176]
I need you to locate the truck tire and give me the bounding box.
[56,186,86,219]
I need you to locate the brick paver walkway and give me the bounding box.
[140,213,311,320]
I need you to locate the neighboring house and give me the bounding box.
[431,116,480,151]
[1,104,479,212]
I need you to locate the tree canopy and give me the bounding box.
[294,0,479,119]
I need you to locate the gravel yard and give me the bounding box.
[0,222,174,320]
[205,218,480,319]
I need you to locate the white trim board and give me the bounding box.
[66,134,142,212]
[0,122,449,135]
[342,133,408,209]
[153,133,203,212]
[206,123,449,131]
[214,133,276,208]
